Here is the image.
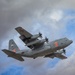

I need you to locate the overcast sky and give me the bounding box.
[0,0,75,75]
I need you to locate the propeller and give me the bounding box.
[39,32,42,38]
[45,37,49,43]
[63,49,66,54]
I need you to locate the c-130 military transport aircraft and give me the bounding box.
[2,27,73,61]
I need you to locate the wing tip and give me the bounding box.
[20,59,24,61]
[15,26,22,30]
[2,49,7,52]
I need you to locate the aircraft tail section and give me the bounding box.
[2,39,24,61]
[2,49,24,61]
[9,39,20,53]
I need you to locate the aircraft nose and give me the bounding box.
[70,40,73,44]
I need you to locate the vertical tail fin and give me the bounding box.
[9,39,20,52]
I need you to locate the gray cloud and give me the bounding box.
[0,0,65,47]
[56,0,75,9]
[0,0,75,40]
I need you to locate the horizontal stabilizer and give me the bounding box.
[2,49,24,61]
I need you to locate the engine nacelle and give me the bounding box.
[56,49,66,54]
[31,32,42,39]
[26,38,48,46]
[19,33,42,42]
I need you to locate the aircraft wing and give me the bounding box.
[2,49,24,61]
[15,27,44,49]
[54,53,67,59]
[45,53,67,59]
[15,27,32,38]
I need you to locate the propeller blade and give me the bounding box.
[63,49,66,54]
[45,37,49,43]
[39,32,42,38]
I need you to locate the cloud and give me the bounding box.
[47,52,75,75]
[0,0,75,40]
[55,0,75,9]
[1,65,23,75]
[0,0,69,34]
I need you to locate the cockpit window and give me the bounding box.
[65,38,69,41]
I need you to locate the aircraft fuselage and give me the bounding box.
[20,37,73,58]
